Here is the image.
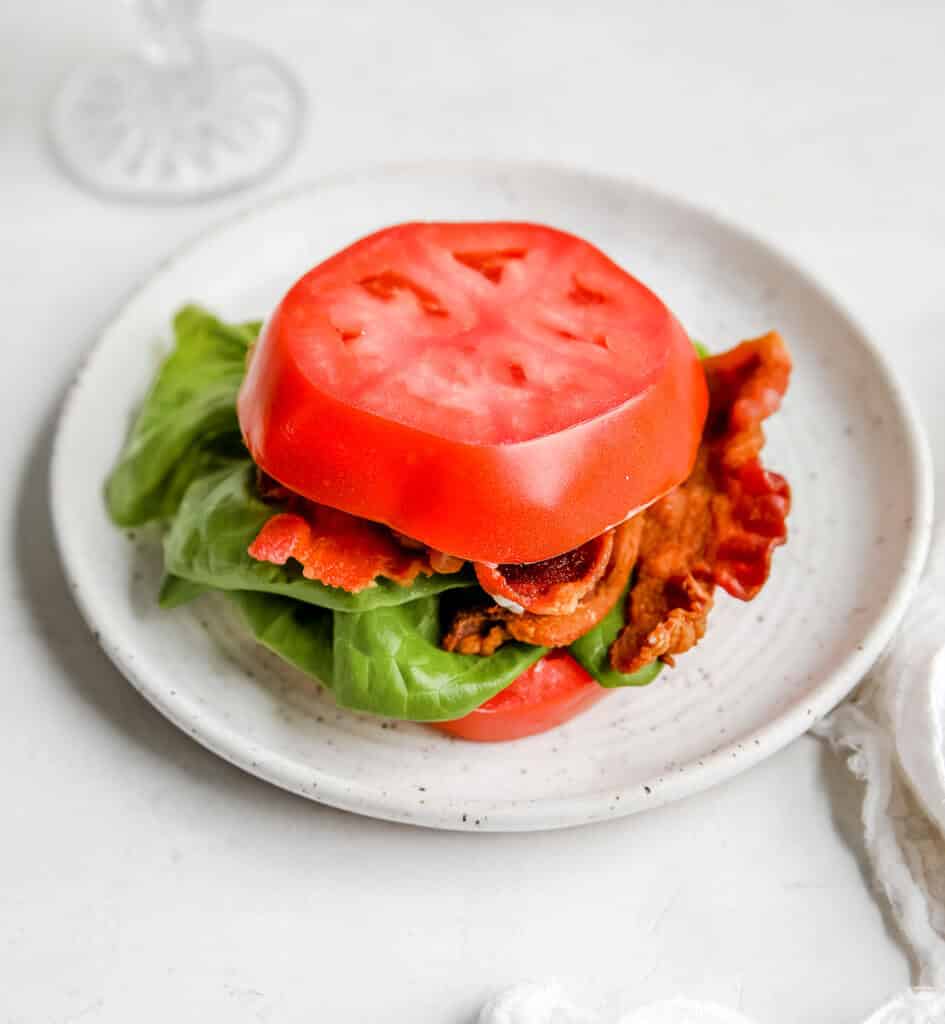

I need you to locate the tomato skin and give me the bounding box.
[432,651,607,742]
[238,222,707,564]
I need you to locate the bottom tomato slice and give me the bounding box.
[432,651,607,742]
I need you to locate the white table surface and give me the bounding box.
[3,2,944,1022]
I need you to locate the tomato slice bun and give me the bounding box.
[237,222,708,565]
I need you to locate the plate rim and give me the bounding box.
[49,158,935,830]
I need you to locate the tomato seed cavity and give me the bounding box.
[452,248,526,284]
[568,276,608,305]
[335,326,361,344]
[549,325,607,348]
[359,271,448,317]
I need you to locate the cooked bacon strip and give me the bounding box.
[251,470,464,589]
[442,612,511,656]
[709,458,791,601]
[474,531,615,615]
[443,518,643,654]
[609,455,716,673]
[389,529,465,573]
[610,332,791,674]
[248,506,462,592]
[703,332,792,470]
[620,574,714,670]
[429,549,466,574]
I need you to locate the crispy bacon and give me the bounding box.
[474,531,615,615]
[709,458,791,601]
[610,332,791,673]
[429,549,466,574]
[248,506,463,592]
[250,470,464,590]
[617,573,714,671]
[442,612,510,656]
[703,332,792,469]
[442,518,643,654]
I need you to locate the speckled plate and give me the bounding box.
[50,161,933,831]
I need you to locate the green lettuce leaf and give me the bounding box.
[226,588,542,721]
[158,574,209,609]
[569,586,663,688]
[105,306,260,526]
[227,591,334,687]
[331,598,546,720]
[164,461,478,612]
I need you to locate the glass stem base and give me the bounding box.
[49,34,304,202]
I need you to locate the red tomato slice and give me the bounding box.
[432,651,606,742]
[238,222,707,564]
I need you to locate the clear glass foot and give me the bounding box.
[49,32,304,202]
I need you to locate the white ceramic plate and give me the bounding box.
[51,161,933,831]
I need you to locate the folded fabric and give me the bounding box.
[478,983,945,1023]
[815,527,945,987]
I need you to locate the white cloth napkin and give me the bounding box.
[814,528,945,988]
[477,985,945,1024]
[480,530,945,1023]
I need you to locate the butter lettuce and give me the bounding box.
[331,598,545,720]
[225,589,542,720]
[106,306,259,526]
[227,590,335,689]
[158,573,209,609]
